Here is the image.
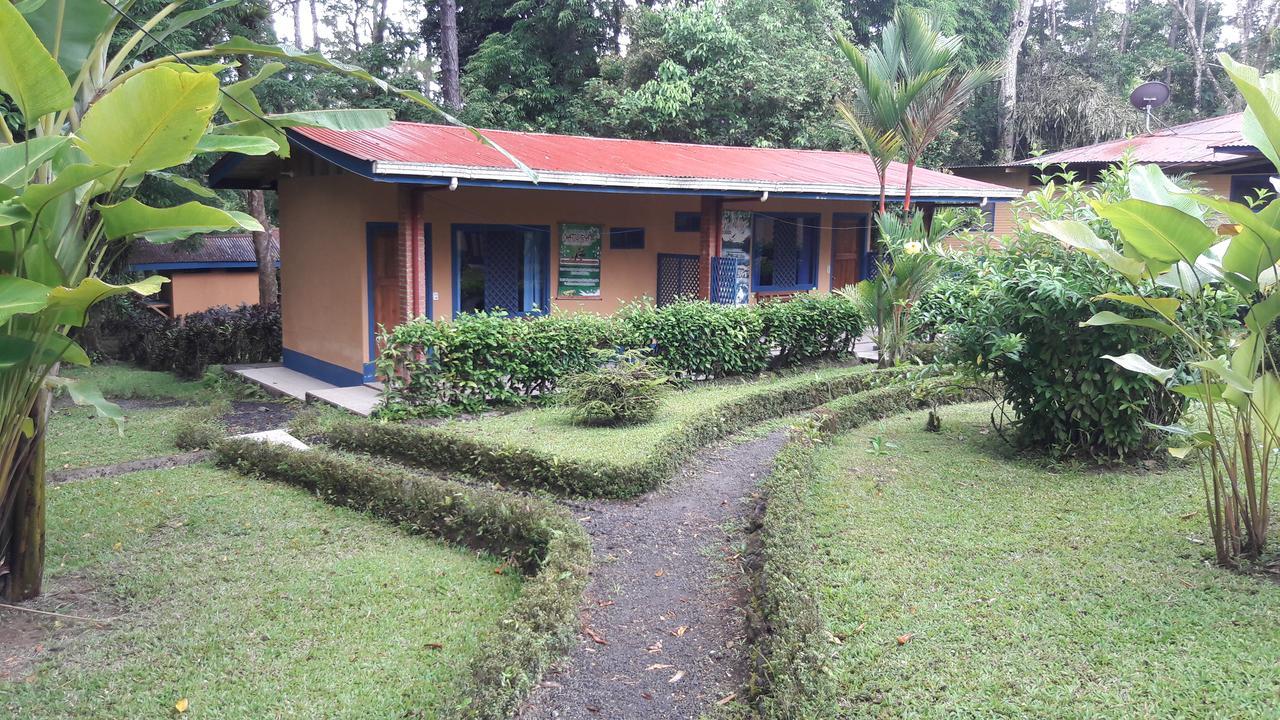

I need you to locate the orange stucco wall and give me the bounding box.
[169,270,260,316]
[276,163,880,378]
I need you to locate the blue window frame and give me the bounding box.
[751,213,819,292]
[450,223,551,318]
[610,227,645,249]
[674,212,701,232]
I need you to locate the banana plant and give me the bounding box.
[0,0,523,601]
[1034,55,1279,569]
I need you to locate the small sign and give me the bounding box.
[558,223,602,298]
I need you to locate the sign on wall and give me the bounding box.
[557,223,602,298]
[720,210,753,305]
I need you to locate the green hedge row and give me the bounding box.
[749,377,991,719]
[213,440,591,720]
[328,366,912,499]
[379,296,866,418]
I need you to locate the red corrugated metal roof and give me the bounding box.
[1001,112,1248,167]
[291,122,1017,198]
[127,231,278,267]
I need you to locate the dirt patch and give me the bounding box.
[518,430,787,720]
[48,451,210,485]
[222,401,297,434]
[0,574,120,683]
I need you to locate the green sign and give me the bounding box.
[558,223,602,298]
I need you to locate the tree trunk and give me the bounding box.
[292,0,303,47]
[1119,0,1132,53]
[310,0,322,50]
[245,190,277,306]
[903,161,916,212]
[372,0,389,44]
[0,391,48,602]
[441,0,461,110]
[998,0,1034,162]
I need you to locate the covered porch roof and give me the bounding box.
[211,122,1020,203]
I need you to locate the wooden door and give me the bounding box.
[832,214,867,290]
[371,226,400,344]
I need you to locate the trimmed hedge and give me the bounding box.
[214,440,590,720]
[379,295,866,418]
[748,378,992,719]
[329,366,912,499]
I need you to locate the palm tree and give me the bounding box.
[896,9,1002,211]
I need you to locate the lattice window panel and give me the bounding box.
[710,257,742,305]
[484,235,522,313]
[657,254,700,306]
[772,221,799,287]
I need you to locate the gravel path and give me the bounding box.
[518,430,787,720]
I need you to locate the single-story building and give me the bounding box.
[126,232,278,317]
[211,123,1018,387]
[951,112,1276,234]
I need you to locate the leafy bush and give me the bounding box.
[561,350,667,426]
[95,297,281,378]
[756,293,865,368]
[213,440,590,720]
[376,310,616,418]
[937,166,1236,460]
[617,300,770,378]
[379,297,865,417]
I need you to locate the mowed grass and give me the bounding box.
[446,363,868,465]
[47,405,188,470]
[60,362,210,401]
[807,403,1280,719]
[3,464,521,719]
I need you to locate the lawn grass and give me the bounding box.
[60,362,210,401]
[444,363,869,466]
[806,402,1280,719]
[3,464,521,719]
[47,405,190,470]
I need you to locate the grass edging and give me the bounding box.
[213,440,591,720]
[326,365,914,498]
[749,377,991,719]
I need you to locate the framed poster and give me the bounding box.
[720,210,753,305]
[557,223,602,298]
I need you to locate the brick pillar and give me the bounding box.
[699,196,722,300]
[396,186,427,321]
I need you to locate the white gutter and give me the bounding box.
[371,161,1023,200]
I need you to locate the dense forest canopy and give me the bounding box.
[11,0,1269,169]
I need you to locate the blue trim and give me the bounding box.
[751,212,820,293]
[450,223,551,318]
[283,348,365,387]
[128,261,259,271]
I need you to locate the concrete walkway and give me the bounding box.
[228,364,380,417]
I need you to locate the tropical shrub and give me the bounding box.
[1029,55,1278,568]
[99,298,281,378]
[756,293,866,368]
[941,163,1235,461]
[377,310,617,417]
[561,350,668,426]
[617,299,770,379]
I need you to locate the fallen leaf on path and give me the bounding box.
[826,631,843,645]
[647,641,663,653]
[584,627,608,645]
[645,663,673,671]
[670,625,689,637]
[896,633,913,646]
[424,642,443,650]
[717,693,736,705]
[654,569,666,577]
[668,670,684,683]
[174,698,189,713]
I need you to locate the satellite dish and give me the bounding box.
[1130,81,1171,131]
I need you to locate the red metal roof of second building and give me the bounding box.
[290,122,1017,199]
[1001,112,1249,167]
[127,231,278,268]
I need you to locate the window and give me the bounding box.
[1229,174,1277,208]
[751,214,818,292]
[674,212,701,232]
[609,227,645,249]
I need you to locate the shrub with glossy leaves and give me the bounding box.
[757,293,866,368]
[617,300,770,378]
[98,298,281,378]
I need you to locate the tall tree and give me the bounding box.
[441,0,461,109]
[998,0,1033,162]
